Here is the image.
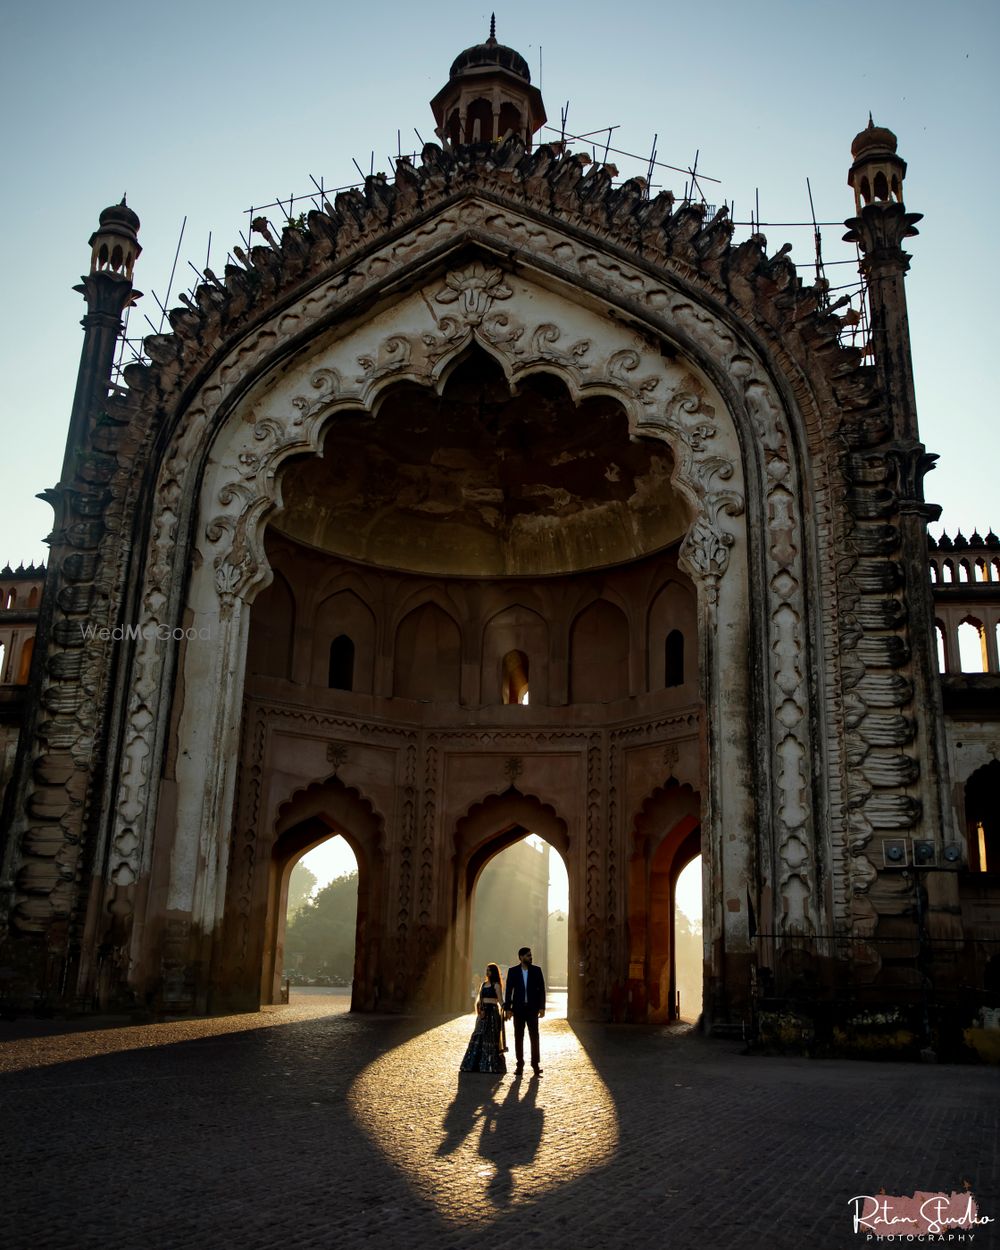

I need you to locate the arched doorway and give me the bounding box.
[674,855,703,1022]
[282,834,359,995]
[628,780,703,1023]
[468,834,570,1011]
[451,791,576,1016]
[216,776,384,1012]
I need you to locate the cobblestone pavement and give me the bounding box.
[1,993,997,1250]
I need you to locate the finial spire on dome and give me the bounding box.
[489,12,496,42]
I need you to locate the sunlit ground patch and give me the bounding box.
[0,994,349,1074]
[348,1007,618,1223]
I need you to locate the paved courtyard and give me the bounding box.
[0,992,996,1250]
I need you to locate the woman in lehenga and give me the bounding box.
[460,962,507,1074]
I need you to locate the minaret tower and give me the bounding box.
[844,123,959,946]
[61,200,141,483]
[430,15,546,150]
[0,201,140,972]
[844,119,924,442]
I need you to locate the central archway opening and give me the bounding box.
[453,790,576,1016]
[469,834,570,1016]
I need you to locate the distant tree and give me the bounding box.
[287,862,318,918]
[674,908,703,1022]
[284,870,358,978]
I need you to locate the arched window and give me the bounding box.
[958,618,987,673]
[665,630,685,688]
[465,98,493,143]
[329,635,355,691]
[16,635,34,684]
[5,589,15,609]
[501,649,529,705]
[497,101,524,141]
[0,640,5,682]
[27,586,39,607]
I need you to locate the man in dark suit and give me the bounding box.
[503,945,546,1076]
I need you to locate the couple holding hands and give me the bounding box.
[459,946,545,1078]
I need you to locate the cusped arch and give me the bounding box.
[283,343,683,581]
[264,775,386,1009]
[201,258,745,608]
[634,779,702,860]
[274,773,385,864]
[455,787,570,890]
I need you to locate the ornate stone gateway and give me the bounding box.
[0,36,962,1038]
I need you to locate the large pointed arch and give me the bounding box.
[103,229,824,1020]
[7,139,917,1026]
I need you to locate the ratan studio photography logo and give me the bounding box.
[79,622,215,644]
[849,1187,994,1243]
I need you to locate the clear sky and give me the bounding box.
[1,0,995,556]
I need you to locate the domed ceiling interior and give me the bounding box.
[272,348,690,577]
